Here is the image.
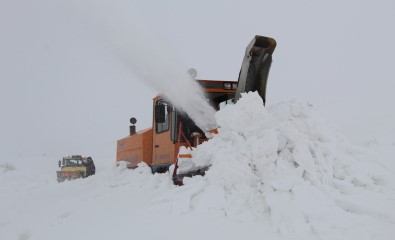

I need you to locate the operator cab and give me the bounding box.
[154,80,237,144]
[150,80,237,172]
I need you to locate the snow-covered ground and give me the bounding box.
[1,92,395,240]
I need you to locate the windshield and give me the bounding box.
[62,158,84,167]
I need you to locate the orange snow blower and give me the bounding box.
[115,35,276,184]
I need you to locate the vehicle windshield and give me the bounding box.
[62,158,84,166]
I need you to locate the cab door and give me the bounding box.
[152,98,176,170]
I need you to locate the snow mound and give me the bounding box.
[174,92,395,239]
[1,92,394,240]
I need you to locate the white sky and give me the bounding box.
[1,0,394,159]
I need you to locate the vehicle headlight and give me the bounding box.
[232,83,238,89]
[224,83,231,90]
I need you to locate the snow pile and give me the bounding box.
[1,92,394,240]
[173,92,395,239]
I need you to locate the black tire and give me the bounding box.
[151,164,171,174]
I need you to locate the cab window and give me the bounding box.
[156,100,169,133]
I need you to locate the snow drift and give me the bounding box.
[1,92,394,240]
[174,92,395,239]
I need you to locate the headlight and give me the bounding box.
[232,83,238,89]
[224,83,231,90]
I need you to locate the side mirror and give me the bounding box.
[58,160,61,167]
[155,104,166,123]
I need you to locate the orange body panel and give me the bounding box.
[152,128,176,166]
[116,128,153,168]
[152,133,190,167]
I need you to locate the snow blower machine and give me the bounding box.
[116,35,276,185]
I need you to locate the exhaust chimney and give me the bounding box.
[129,117,137,135]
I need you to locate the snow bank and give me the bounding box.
[1,92,394,240]
[174,92,395,239]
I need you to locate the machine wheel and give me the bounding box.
[151,164,170,174]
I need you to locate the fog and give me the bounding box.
[1,0,394,161]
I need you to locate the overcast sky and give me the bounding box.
[1,0,394,160]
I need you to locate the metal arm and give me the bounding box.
[235,36,277,105]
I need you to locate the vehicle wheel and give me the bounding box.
[151,164,170,174]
